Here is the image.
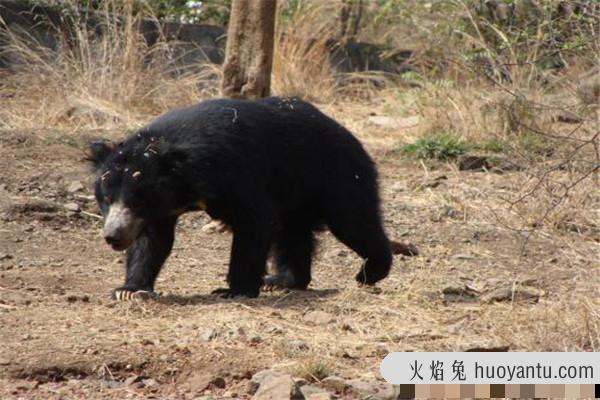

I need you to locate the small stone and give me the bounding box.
[16,380,39,390]
[0,254,12,261]
[249,335,262,344]
[101,380,123,389]
[482,285,544,304]
[142,378,158,388]
[300,385,331,400]
[464,341,510,352]
[458,156,490,171]
[0,358,10,365]
[211,376,226,389]
[64,202,80,212]
[307,393,332,400]
[124,375,142,386]
[420,175,448,189]
[200,328,218,342]
[248,369,285,395]
[553,110,583,124]
[346,379,396,399]
[67,181,84,193]
[202,220,229,234]
[251,372,299,400]
[302,310,334,326]
[368,115,419,130]
[442,283,479,303]
[321,376,347,392]
[184,371,212,393]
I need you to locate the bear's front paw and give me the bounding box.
[212,287,260,299]
[112,288,158,301]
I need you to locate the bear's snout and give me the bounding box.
[102,201,143,251]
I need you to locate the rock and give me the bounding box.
[320,376,347,392]
[301,386,332,400]
[0,253,13,261]
[491,159,524,173]
[302,310,334,326]
[200,328,218,342]
[458,155,491,171]
[16,380,39,390]
[124,375,143,386]
[63,202,80,213]
[419,175,447,189]
[553,110,583,124]
[482,285,544,304]
[442,283,479,303]
[251,370,301,400]
[249,370,286,394]
[249,335,262,344]
[185,371,213,393]
[0,358,10,365]
[346,379,396,399]
[368,115,419,130]
[464,341,510,352]
[390,241,419,256]
[142,378,159,388]
[202,220,229,234]
[67,180,84,193]
[211,376,226,389]
[101,380,123,389]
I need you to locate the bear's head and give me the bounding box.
[88,136,188,251]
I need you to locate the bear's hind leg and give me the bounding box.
[264,222,314,291]
[325,198,392,285]
[112,217,177,300]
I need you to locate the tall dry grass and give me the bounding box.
[0,0,220,132]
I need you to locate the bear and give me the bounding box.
[89,96,392,299]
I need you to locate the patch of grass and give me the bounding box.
[293,358,331,382]
[478,139,506,153]
[519,133,554,157]
[401,132,468,160]
[43,134,81,148]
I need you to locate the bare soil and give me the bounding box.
[0,127,598,399]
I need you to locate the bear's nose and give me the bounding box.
[104,233,121,246]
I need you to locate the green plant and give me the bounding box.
[401,132,468,160]
[478,138,506,153]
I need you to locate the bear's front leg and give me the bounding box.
[112,217,177,301]
[213,205,275,299]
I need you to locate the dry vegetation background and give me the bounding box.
[0,0,598,399]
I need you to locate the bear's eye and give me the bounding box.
[103,195,112,204]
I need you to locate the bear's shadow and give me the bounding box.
[157,288,339,308]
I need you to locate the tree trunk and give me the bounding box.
[221,0,277,99]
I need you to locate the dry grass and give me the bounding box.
[271,2,336,101]
[0,0,220,131]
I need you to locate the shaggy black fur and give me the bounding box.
[90,97,392,298]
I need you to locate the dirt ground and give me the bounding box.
[0,121,598,399]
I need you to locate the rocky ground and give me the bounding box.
[0,126,598,399]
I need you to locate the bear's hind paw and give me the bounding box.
[212,287,260,299]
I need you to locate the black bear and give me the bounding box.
[89,97,392,299]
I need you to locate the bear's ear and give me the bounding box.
[87,141,114,168]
